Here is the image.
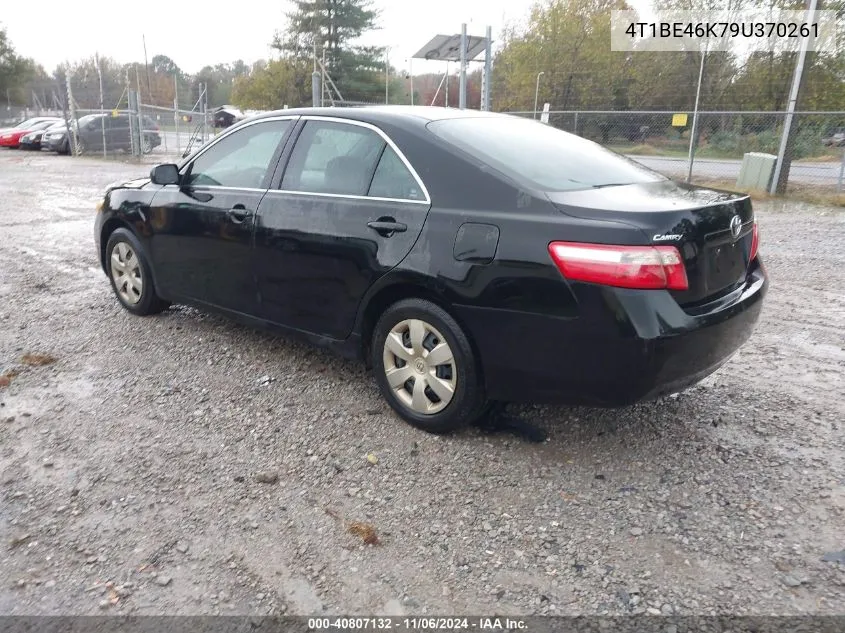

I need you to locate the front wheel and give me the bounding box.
[371,298,486,433]
[105,228,169,316]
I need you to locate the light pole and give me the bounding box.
[533,71,545,119]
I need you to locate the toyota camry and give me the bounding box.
[94,106,766,433]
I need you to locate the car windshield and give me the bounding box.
[427,116,666,192]
[31,120,59,131]
[14,118,44,129]
[78,115,101,126]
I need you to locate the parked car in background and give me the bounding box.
[94,107,767,433]
[822,128,845,147]
[19,120,66,151]
[213,105,245,129]
[0,117,61,149]
[44,114,162,154]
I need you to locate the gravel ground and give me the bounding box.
[0,151,843,616]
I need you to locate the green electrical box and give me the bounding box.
[737,152,777,190]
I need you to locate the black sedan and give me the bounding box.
[94,107,766,433]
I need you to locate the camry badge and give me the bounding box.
[730,215,742,239]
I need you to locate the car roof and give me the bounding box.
[245,105,512,127]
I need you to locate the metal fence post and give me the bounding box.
[312,71,322,107]
[687,49,706,183]
[128,89,141,157]
[459,23,467,110]
[65,73,79,156]
[96,53,106,158]
[174,75,180,156]
[838,149,845,192]
[201,83,207,144]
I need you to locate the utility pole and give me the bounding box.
[385,48,389,104]
[770,0,819,194]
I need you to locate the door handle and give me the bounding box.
[227,204,251,223]
[367,219,407,236]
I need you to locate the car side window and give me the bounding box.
[281,120,385,196]
[185,119,291,189]
[368,146,426,201]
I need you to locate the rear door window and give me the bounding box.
[281,120,385,196]
[368,146,426,201]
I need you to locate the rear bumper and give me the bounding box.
[455,261,767,406]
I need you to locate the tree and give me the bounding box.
[53,56,127,110]
[0,28,42,106]
[151,54,182,77]
[231,59,311,109]
[272,0,386,102]
[192,62,250,107]
[492,0,631,113]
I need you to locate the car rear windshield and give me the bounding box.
[427,116,665,192]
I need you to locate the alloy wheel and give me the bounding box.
[382,318,457,415]
[110,242,143,305]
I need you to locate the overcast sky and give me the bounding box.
[1,0,652,75]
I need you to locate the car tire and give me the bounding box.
[105,228,169,316]
[372,298,486,434]
[141,136,152,154]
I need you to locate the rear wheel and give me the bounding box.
[141,135,152,154]
[372,298,486,433]
[105,228,169,316]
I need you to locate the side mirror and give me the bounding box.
[150,164,180,186]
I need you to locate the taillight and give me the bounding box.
[548,241,689,291]
[749,221,759,262]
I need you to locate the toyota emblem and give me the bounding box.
[729,215,742,239]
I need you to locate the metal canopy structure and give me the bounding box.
[412,27,493,111]
[413,34,489,61]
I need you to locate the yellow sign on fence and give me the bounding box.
[672,113,688,127]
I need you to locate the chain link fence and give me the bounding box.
[507,109,845,192]
[7,89,845,193]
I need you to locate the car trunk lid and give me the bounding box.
[546,180,756,306]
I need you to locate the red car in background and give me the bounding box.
[0,117,61,149]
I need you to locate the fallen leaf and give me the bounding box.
[348,521,379,545]
[0,376,10,388]
[9,533,31,549]
[20,353,57,366]
[366,453,379,465]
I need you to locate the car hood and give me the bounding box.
[105,177,151,194]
